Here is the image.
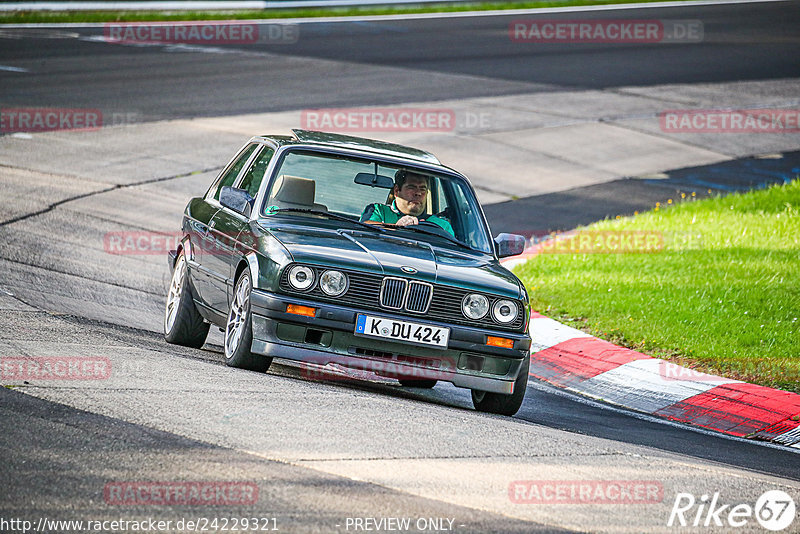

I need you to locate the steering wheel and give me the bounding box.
[413,220,453,238]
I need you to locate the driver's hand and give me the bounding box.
[396,215,419,226]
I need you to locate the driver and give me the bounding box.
[360,169,454,236]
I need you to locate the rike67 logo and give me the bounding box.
[668,490,796,531]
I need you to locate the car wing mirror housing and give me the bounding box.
[494,233,526,258]
[220,186,255,218]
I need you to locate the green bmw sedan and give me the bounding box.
[165,129,531,416]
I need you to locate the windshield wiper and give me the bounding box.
[265,208,385,233]
[395,224,479,252]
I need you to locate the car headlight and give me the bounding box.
[288,265,314,290]
[319,270,348,296]
[492,299,518,324]
[462,294,489,320]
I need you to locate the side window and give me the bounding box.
[239,146,275,199]
[210,144,258,201]
[447,180,491,252]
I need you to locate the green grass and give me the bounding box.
[1,0,700,24]
[516,180,800,393]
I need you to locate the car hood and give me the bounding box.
[264,224,523,299]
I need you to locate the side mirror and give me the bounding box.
[220,186,254,218]
[494,233,526,258]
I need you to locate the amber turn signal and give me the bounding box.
[286,304,316,317]
[486,336,514,349]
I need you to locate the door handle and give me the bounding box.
[201,220,216,238]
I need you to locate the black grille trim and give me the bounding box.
[406,281,432,314]
[380,277,408,310]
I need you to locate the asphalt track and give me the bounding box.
[1,1,799,119]
[1,1,800,532]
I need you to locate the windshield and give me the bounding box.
[260,149,493,253]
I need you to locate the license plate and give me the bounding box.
[355,314,449,349]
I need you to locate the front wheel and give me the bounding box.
[471,355,529,416]
[164,251,210,348]
[224,270,272,372]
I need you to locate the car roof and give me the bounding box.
[256,129,443,167]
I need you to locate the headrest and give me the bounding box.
[272,175,316,207]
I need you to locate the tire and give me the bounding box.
[398,379,437,389]
[471,355,529,416]
[224,270,272,372]
[164,251,210,348]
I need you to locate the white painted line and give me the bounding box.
[0,65,29,73]
[0,0,457,10]
[576,358,740,414]
[773,426,800,446]
[529,316,592,353]
[1,0,264,10]
[0,0,791,23]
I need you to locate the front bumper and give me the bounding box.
[249,289,530,394]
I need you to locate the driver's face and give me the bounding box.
[394,175,428,217]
